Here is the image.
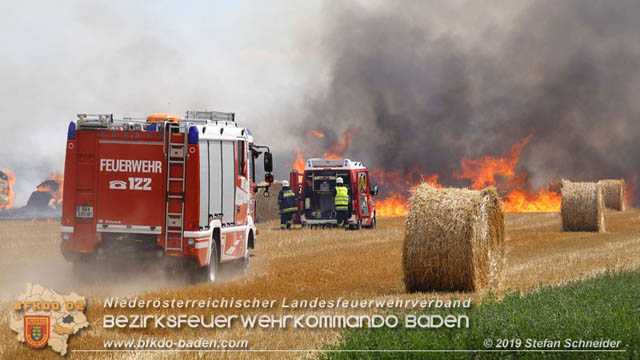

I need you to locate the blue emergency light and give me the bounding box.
[67,122,76,140]
[188,125,199,144]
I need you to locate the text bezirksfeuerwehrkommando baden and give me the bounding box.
[103,313,469,329]
[102,297,471,329]
[103,296,471,310]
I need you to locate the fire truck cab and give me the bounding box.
[290,158,379,229]
[60,110,274,282]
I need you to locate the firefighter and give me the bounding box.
[278,180,297,230]
[334,177,350,229]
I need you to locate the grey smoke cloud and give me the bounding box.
[294,0,640,202]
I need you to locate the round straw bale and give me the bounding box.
[402,184,506,292]
[598,179,626,211]
[256,181,284,222]
[561,180,605,232]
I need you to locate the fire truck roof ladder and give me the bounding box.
[76,114,149,130]
[164,122,187,252]
[76,114,114,128]
[185,110,235,123]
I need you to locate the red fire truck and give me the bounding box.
[290,158,379,230]
[60,111,274,282]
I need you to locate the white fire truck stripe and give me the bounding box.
[98,140,163,145]
[96,224,162,234]
[184,230,212,237]
[220,225,248,234]
[195,241,209,249]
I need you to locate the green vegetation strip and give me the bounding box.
[321,269,640,359]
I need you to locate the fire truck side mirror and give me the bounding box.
[371,185,379,196]
[264,152,273,173]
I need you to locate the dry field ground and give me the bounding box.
[1,209,640,359]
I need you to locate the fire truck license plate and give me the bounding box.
[76,206,94,219]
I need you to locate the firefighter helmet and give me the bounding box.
[336,177,344,184]
[282,180,290,187]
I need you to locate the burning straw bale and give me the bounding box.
[255,181,284,222]
[561,180,605,232]
[598,179,626,211]
[402,184,506,292]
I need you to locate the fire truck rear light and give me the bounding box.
[67,122,76,140]
[187,221,196,230]
[188,126,199,144]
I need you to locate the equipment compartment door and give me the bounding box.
[209,141,223,221]
[358,171,370,217]
[221,141,236,224]
[199,141,209,228]
[96,140,165,227]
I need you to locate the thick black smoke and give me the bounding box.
[294,0,640,203]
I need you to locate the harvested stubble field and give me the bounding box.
[1,209,640,359]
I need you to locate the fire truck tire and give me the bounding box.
[356,219,362,230]
[242,232,252,274]
[207,245,219,282]
[366,214,376,229]
[195,245,219,283]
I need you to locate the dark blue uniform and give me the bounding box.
[278,186,297,230]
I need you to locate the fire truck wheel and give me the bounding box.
[369,215,376,229]
[207,245,219,282]
[195,245,219,283]
[356,219,362,230]
[242,234,251,274]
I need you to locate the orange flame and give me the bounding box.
[293,129,566,216]
[502,188,561,212]
[372,169,441,217]
[322,128,354,160]
[373,133,562,216]
[454,133,533,189]
[288,147,306,173]
[0,169,16,210]
[289,128,355,171]
[376,193,408,217]
[37,172,64,206]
